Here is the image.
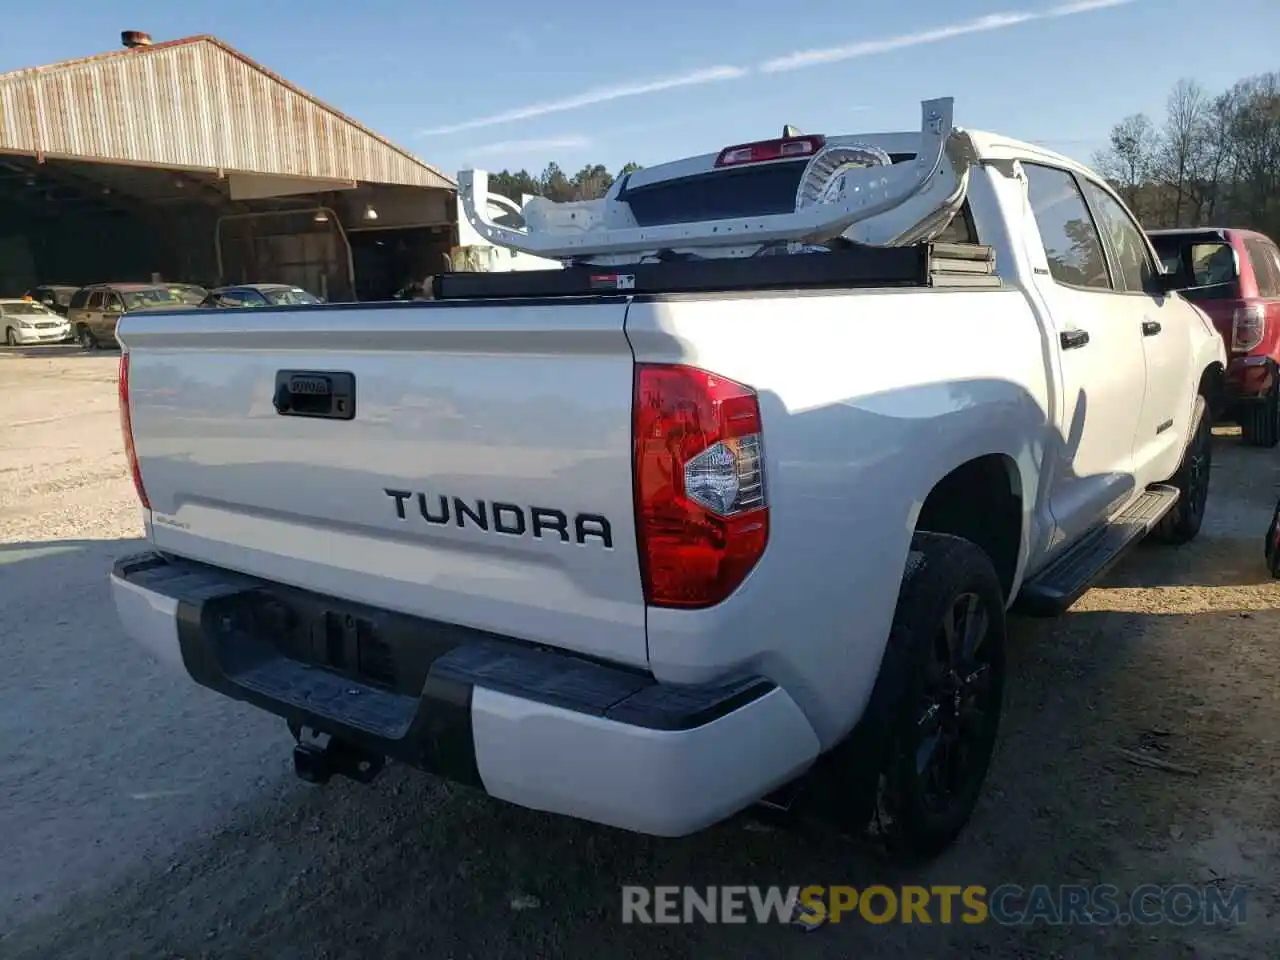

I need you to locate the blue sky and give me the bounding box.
[2,0,1277,178]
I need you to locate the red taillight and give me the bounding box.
[118,351,150,509]
[633,364,768,609]
[714,135,825,168]
[1232,303,1266,352]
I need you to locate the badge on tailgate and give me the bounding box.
[273,370,356,420]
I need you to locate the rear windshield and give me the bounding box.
[1149,236,1239,301]
[121,287,191,310]
[618,152,918,228]
[4,301,56,316]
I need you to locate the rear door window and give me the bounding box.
[1022,163,1112,291]
[86,291,105,310]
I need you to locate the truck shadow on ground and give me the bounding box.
[2,528,1275,960]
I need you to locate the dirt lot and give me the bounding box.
[1,345,1277,959]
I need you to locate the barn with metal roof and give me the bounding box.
[0,31,458,301]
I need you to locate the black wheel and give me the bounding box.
[77,326,97,351]
[1264,498,1280,578]
[807,532,1006,859]
[1239,385,1279,447]
[1153,396,1211,545]
[4,327,15,347]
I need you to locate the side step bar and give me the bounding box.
[1014,484,1180,617]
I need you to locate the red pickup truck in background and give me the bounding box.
[1148,227,1280,446]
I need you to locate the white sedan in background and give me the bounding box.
[1,298,71,346]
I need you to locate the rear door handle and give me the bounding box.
[1060,329,1090,350]
[1142,320,1162,336]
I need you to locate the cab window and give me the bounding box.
[1080,180,1156,294]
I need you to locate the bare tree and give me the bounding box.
[1093,113,1157,217]
[1225,72,1280,234]
[1155,78,1210,225]
[1192,90,1241,222]
[1094,71,1280,239]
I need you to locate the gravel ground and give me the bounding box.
[1,345,1277,959]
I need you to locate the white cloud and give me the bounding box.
[759,1,1135,73]
[1047,0,1134,14]
[466,135,592,157]
[418,66,747,136]
[420,2,1136,136]
[760,13,1038,72]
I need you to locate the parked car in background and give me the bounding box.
[1,297,71,346]
[67,282,202,350]
[27,284,80,319]
[169,283,210,305]
[1148,227,1280,445]
[199,283,323,308]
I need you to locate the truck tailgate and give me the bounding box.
[119,300,647,667]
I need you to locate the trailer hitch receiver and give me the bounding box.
[290,725,385,785]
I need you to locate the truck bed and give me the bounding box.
[119,241,1005,688]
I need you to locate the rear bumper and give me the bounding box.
[1226,355,1276,403]
[111,552,820,837]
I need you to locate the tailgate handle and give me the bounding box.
[273,370,356,420]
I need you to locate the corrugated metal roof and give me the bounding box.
[0,36,454,190]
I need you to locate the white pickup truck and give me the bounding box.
[110,99,1225,858]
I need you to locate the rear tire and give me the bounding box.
[809,532,1006,860]
[1239,385,1279,448]
[77,326,97,351]
[1264,499,1280,578]
[1153,395,1211,545]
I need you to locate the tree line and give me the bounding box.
[487,162,643,204]
[1093,71,1280,238]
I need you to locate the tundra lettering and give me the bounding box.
[383,488,613,548]
[290,375,331,395]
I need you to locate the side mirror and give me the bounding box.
[1152,267,1186,296]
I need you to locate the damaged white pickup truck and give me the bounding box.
[111,98,1224,858]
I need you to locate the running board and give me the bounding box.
[1014,484,1180,617]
